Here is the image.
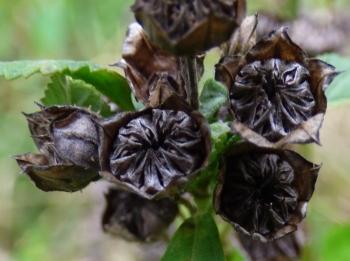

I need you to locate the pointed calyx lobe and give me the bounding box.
[132,0,246,55]
[118,23,204,107]
[16,106,101,192]
[216,22,338,144]
[99,96,211,199]
[102,188,178,242]
[215,146,319,241]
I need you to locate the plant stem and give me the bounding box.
[178,196,197,215]
[182,56,199,109]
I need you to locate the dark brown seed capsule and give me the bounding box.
[215,147,319,241]
[25,105,100,169]
[100,96,211,199]
[237,229,304,261]
[118,23,204,107]
[231,58,315,141]
[216,20,338,144]
[132,0,246,55]
[15,105,101,192]
[102,188,178,241]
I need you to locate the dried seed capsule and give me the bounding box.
[132,0,246,55]
[231,58,315,140]
[102,188,178,241]
[25,105,100,169]
[100,96,211,199]
[15,153,99,192]
[118,23,204,107]
[237,229,304,261]
[16,105,101,192]
[214,146,319,241]
[216,19,338,144]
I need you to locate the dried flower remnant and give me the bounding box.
[237,229,304,261]
[118,23,204,107]
[100,97,211,199]
[102,188,178,241]
[215,148,319,241]
[132,0,246,55]
[15,106,101,192]
[216,21,338,144]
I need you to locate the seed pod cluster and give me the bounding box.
[214,15,337,246]
[17,97,209,240]
[13,0,339,255]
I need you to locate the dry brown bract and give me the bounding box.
[118,23,204,107]
[99,96,211,199]
[132,0,246,55]
[216,16,338,146]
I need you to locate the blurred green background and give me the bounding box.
[1,0,350,260]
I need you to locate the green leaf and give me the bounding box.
[162,213,225,261]
[41,75,112,117]
[0,60,134,111]
[210,122,240,162]
[319,54,350,106]
[210,122,231,143]
[200,79,228,122]
[0,60,99,79]
[186,122,239,195]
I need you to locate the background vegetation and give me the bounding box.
[0,0,350,260]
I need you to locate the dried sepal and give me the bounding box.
[214,145,319,241]
[15,153,99,192]
[99,96,211,199]
[102,188,178,241]
[24,105,101,169]
[216,23,338,144]
[215,15,258,89]
[132,0,246,55]
[224,14,258,56]
[237,229,304,261]
[118,23,204,107]
[246,28,306,63]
